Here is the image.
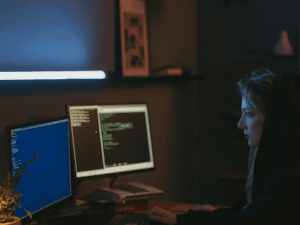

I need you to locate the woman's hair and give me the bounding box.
[233,68,276,118]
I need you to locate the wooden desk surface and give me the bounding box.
[107,200,229,225]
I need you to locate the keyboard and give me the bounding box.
[113,184,149,193]
[111,213,166,225]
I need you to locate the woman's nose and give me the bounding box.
[237,117,244,129]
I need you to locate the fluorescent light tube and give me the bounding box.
[0,71,106,80]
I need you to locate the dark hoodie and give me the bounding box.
[176,73,300,225]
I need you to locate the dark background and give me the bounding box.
[0,0,299,206]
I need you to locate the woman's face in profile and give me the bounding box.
[237,97,265,148]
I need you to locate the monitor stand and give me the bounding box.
[108,172,121,189]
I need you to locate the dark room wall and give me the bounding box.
[1,0,300,208]
[147,0,199,75]
[191,0,300,206]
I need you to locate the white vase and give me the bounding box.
[274,30,294,56]
[0,216,21,225]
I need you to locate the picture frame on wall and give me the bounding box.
[119,0,150,77]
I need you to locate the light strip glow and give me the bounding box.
[0,71,106,80]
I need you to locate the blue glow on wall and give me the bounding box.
[0,0,115,72]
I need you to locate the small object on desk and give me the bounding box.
[90,182,164,204]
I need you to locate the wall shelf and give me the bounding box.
[107,75,203,83]
[0,75,203,96]
[222,53,299,62]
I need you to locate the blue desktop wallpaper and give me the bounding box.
[0,0,115,72]
[11,119,71,219]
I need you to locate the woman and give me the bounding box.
[148,68,300,225]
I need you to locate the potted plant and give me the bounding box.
[0,154,39,225]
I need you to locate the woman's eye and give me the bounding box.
[246,112,254,117]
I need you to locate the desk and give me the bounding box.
[27,200,229,225]
[107,200,229,225]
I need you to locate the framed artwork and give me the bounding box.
[119,0,149,77]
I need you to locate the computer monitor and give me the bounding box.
[66,103,155,182]
[6,117,72,224]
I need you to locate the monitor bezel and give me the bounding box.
[6,116,73,225]
[65,102,156,182]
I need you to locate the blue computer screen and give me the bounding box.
[9,118,71,219]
